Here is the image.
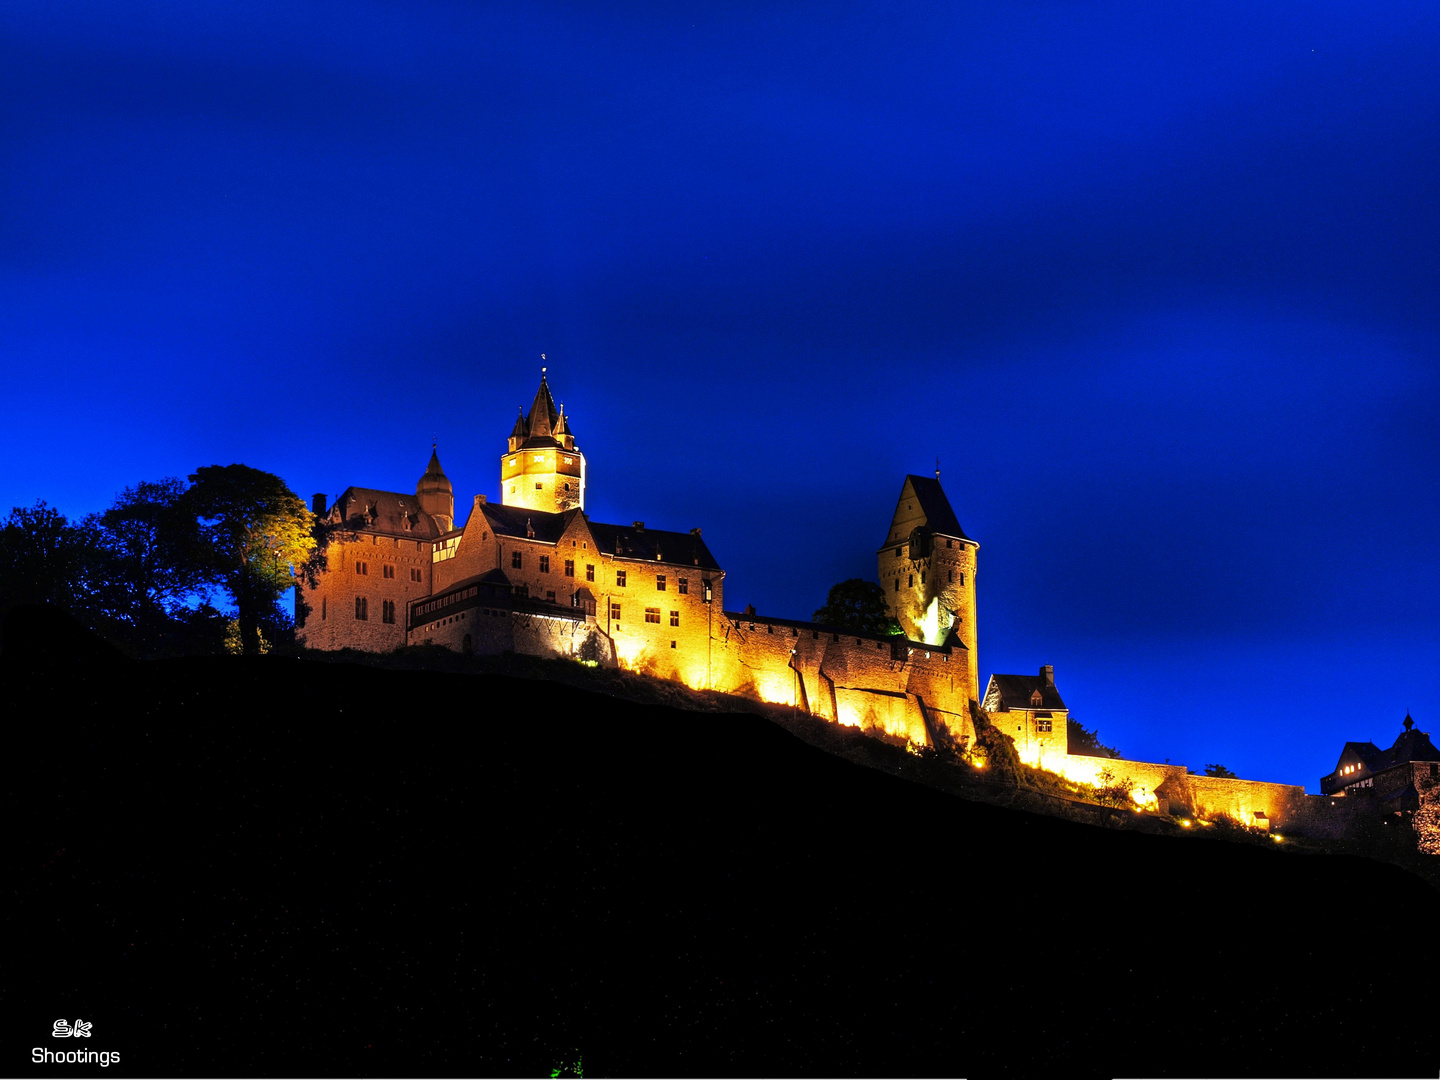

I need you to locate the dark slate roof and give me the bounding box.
[905,475,972,543]
[524,375,561,443]
[984,672,1068,712]
[1374,727,1440,770]
[588,520,722,571]
[1334,741,1382,774]
[332,487,447,541]
[475,502,578,546]
[473,504,724,571]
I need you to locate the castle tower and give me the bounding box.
[500,369,586,513]
[416,445,455,532]
[878,474,978,694]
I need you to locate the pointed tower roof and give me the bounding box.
[556,403,572,439]
[509,408,528,441]
[525,371,560,442]
[417,444,452,496]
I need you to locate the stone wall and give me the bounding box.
[708,613,976,748]
[298,531,433,652]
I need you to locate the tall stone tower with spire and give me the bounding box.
[500,368,585,513]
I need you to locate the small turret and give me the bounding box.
[507,409,528,453]
[416,445,455,532]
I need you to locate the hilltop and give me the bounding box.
[4,607,1438,1078]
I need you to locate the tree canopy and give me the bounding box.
[1203,763,1237,778]
[186,465,315,656]
[1067,718,1121,759]
[812,578,900,635]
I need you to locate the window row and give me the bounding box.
[353,598,397,624]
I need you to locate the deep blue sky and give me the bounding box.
[4,2,1437,790]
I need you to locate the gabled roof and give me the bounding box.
[1374,727,1440,770]
[1333,741,1382,775]
[983,672,1068,712]
[471,504,723,570]
[332,486,446,541]
[475,502,579,546]
[588,520,722,571]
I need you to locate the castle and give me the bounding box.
[296,370,1428,839]
[297,370,986,749]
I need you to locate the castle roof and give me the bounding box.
[417,447,452,495]
[524,374,561,443]
[983,671,1068,713]
[472,503,723,570]
[588,520,721,570]
[331,486,447,541]
[903,475,972,542]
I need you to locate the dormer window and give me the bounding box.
[1030,689,1043,708]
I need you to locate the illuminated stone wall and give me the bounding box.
[707,613,976,748]
[297,531,433,652]
[500,445,585,514]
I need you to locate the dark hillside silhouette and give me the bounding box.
[4,606,1437,1078]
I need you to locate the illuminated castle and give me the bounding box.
[297,370,981,748]
[297,368,1392,837]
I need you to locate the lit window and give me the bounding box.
[678,578,688,595]
[512,551,522,569]
[616,570,627,587]
[670,610,679,626]
[539,555,550,573]
[586,564,595,582]
[1037,719,1052,732]
[610,602,621,620]
[645,608,661,624]
[355,597,368,620]
[656,575,666,591]
[564,559,575,577]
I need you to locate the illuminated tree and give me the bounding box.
[186,465,315,657]
[1414,773,1440,857]
[813,578,900,635]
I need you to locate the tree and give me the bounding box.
[186,465,315,657]
[1204,763,1237,779]
[1067,718,1120,759]
[85,478,208,655]
[0,501,93,627]
[813,578,900,635]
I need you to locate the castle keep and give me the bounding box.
[297,372,980,747]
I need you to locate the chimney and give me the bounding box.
[312,493,327,515]
[475,493,487,505]
[633,521,645,531]
[1040,664,1054,685]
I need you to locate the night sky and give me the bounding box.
[4,2,1436,791]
